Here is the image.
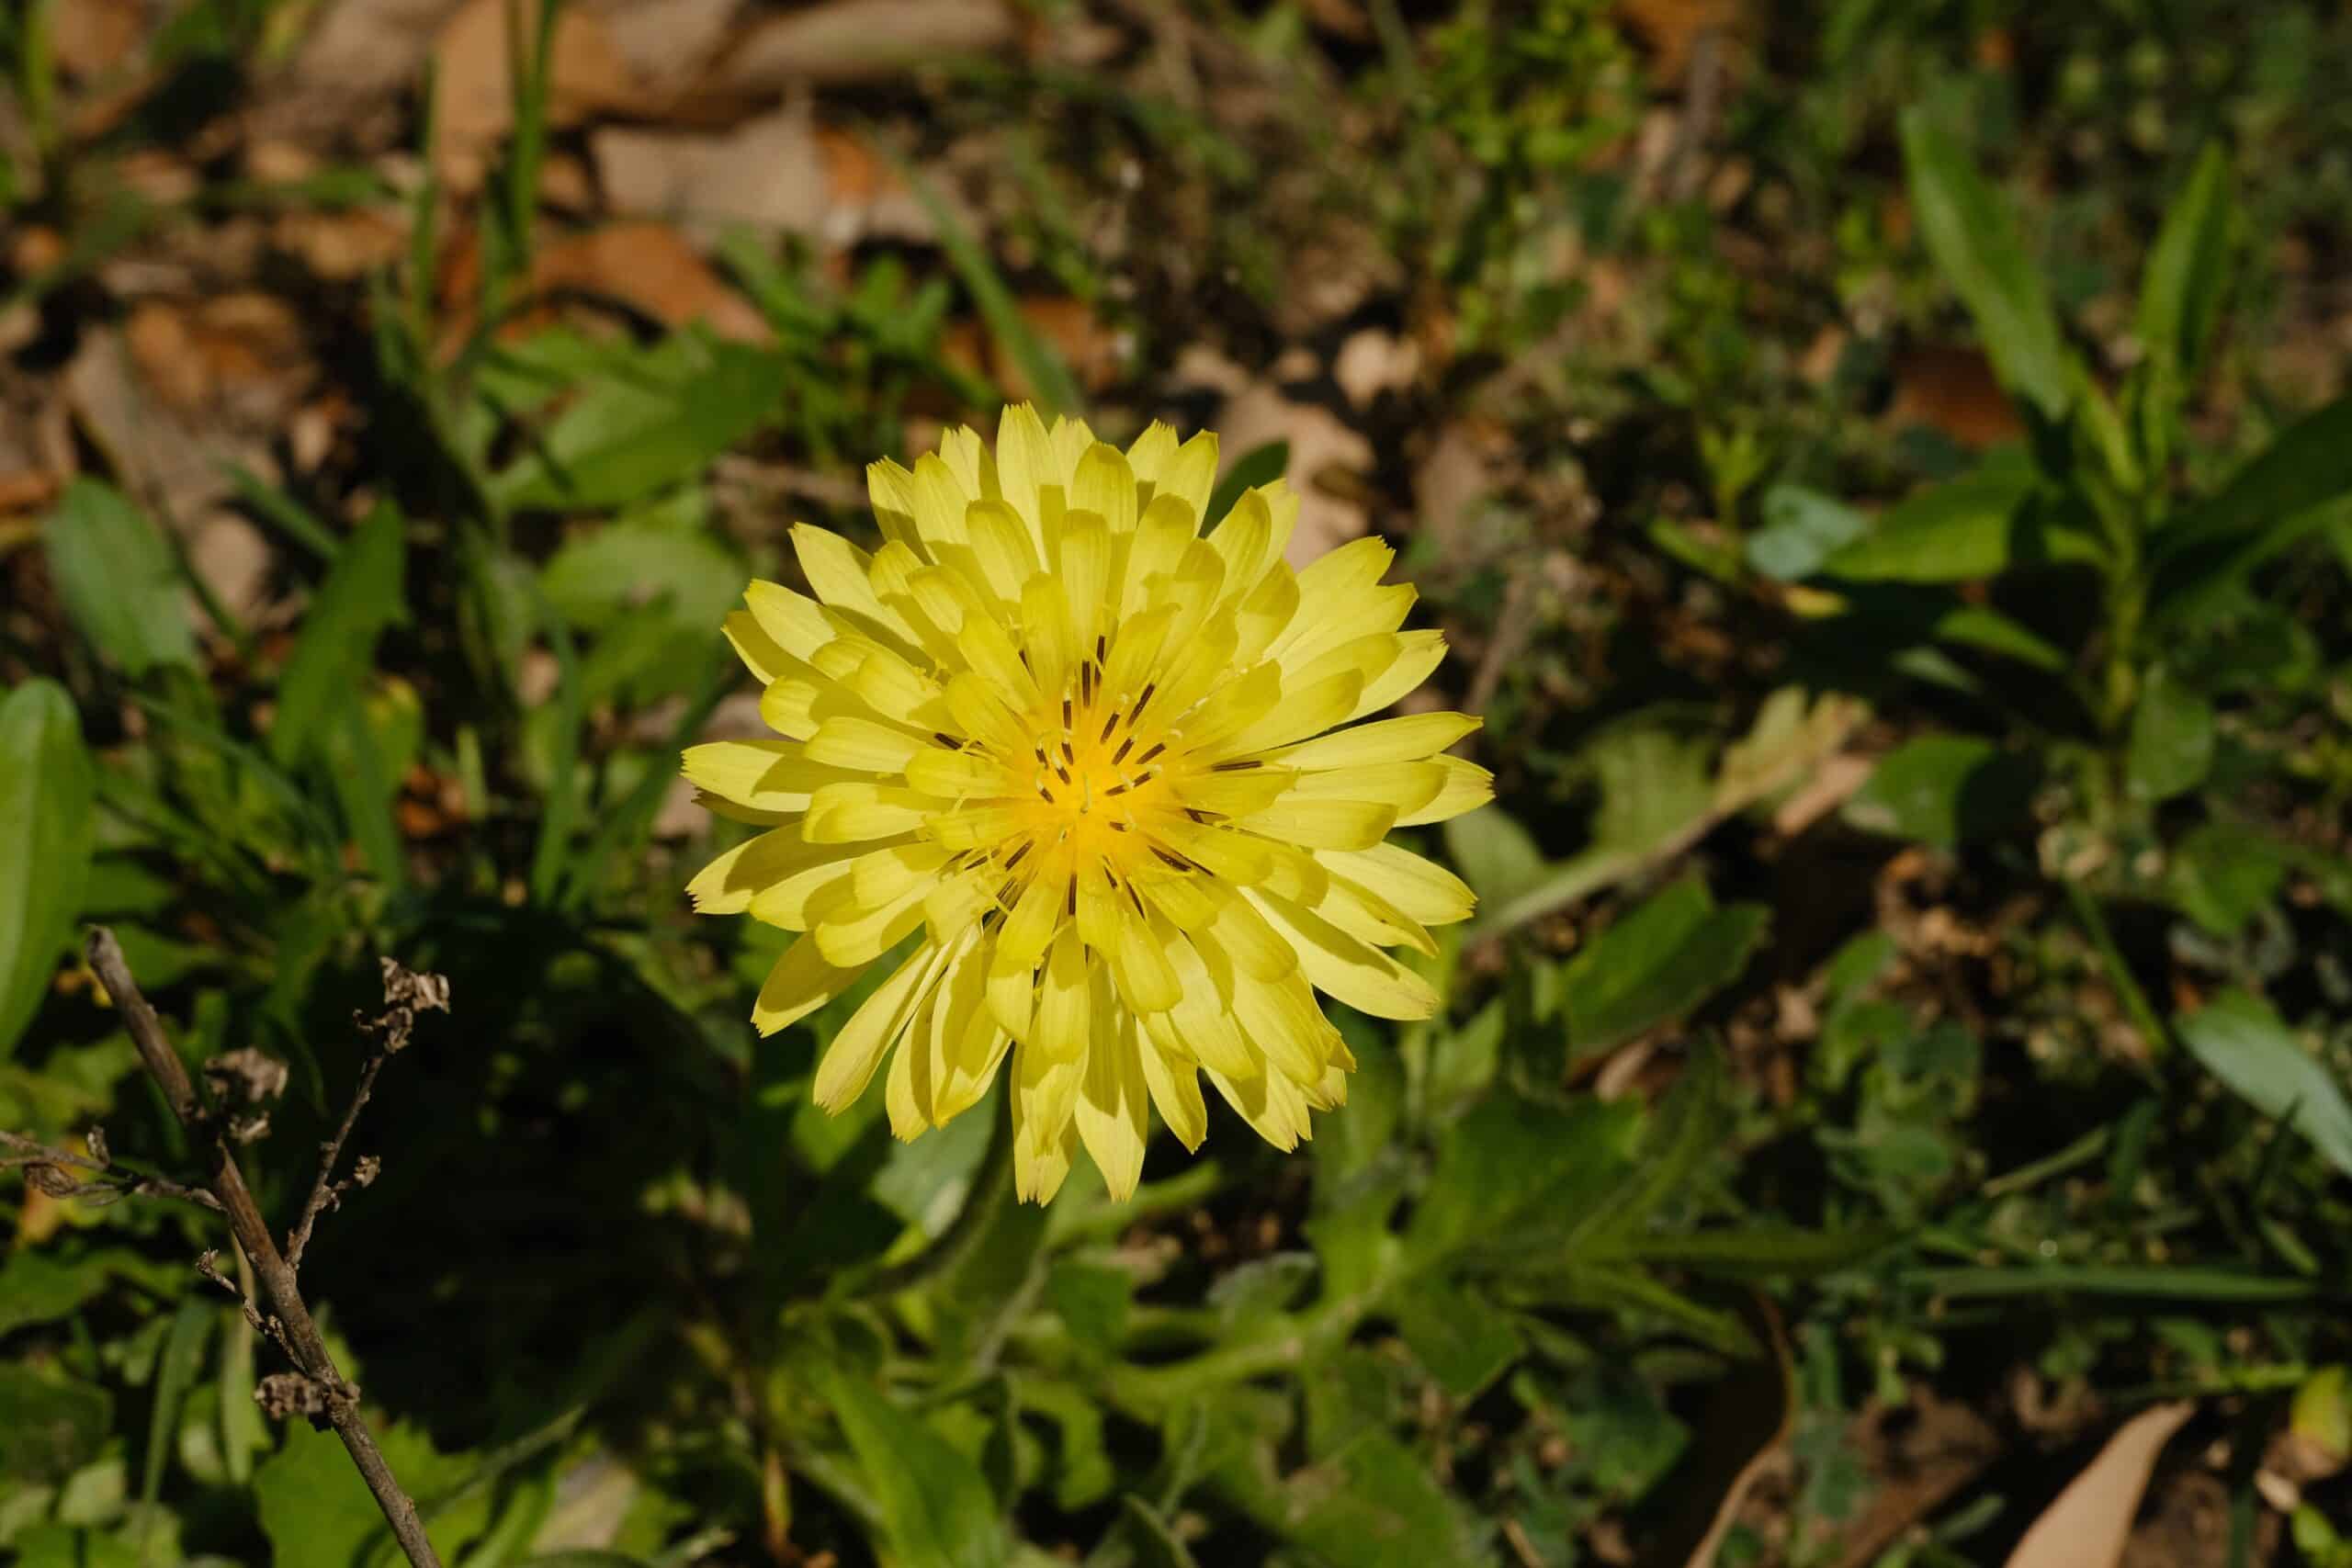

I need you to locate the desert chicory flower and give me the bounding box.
[686,406,1488,1201]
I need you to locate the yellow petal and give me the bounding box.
[1020,574,1079,700]
[966,498,1040,608]
[1204,894,1298,982]
[745,580,836,662]
[1205,1059,1308,1151]
[1206,488,1272,596]
[1073,443,1137,534]
[993,402,1058,547]
[1012,1042,1082,1203]
[910,453,971,547]
[804,716,925,773]
[683,739,865,813]
[1287,761,1446,817]
[813,879,931,966]
[724,609,793,683]
[687,824,860,915]
[1213,671,1366,758]
[1112,901,1182,1012]
[1158,431,1219,523]
[803,782,933,842]
[1346,628,1448,721]
[1126,422,1180,495]
[1234,797,1396,851]
[904,747,1019,798]
[1395,755,1495,826]
[1172,766,1296,818]
[957,610,1045,715]
[752,935,862,1035]
[993,853,1070,976]
[1317,843,1476,925]
[866,458,924,558]
[1136,1021,1207,1149]
[1249,889,1437,1021]
[1074,1015,1149,1201]
[812,940,945,1110]
[1227,967,1339,1085]
[1265,711,1482,770]
[1033,924,1092,1063]
[791,524,916,649]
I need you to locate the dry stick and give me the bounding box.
[286,1047,387,1271]
[85,928,445,1568]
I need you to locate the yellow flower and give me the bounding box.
[685,406,1489,1201]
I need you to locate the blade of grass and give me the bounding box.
[556,646,732,914]
[896,155,1082,420]
[526,584,587,905]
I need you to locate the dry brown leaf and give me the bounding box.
[594,108,938,248]
[272,208,409,281]
[432,0,650,191]
[260,0,469,140]
[1216,384,1374,566]
[51,0,146,78]
[1332,327,1422,411]
[989,298,1125,400]
[2005,1403,2196,1568]
[598,0,741,91]
[528,222,770,343]
[1827,1393,2005,1568]
[1414,421,1510,565]
[1618,0,1742,85]
[719,0,1016,91]
[1889,344,2026,449]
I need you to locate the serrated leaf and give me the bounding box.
[1391,1278,1521,1395]
[1442,806,1546,909]
[1898,110,2076,421]
[2175,989,2352,1180]
[0,681,95,1057]
[42,480,198,674]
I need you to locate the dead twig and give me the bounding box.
[77,927,448,1568]
[3,1126,224,1210]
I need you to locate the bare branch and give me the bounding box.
[82,927,446,1568]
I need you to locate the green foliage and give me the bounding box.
[0,681,93,1055]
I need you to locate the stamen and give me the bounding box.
[1111,735,1135,763]
[1104,783,1130,796]
[1132,682,1156,716]
[1066,882,1077,918]
[1095,635,1108,662]
[933,731,960,749]
[1061,697,1073,728]
[1152,847,1193,872]
[1210,759,1261,771]
[1099,710,1119,741]
[1136,741,1167,764]
[1185,808,1219,824]
[1004,841,1031,871]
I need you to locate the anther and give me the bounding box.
[1111,736,1135,763]
[1099,710,1119,741]
[1210,759,1261,771]
[1136,741,1166,764]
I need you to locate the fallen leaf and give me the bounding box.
[1170,344,1250,400]
[0,471,61,517]
[1888,344,2026,449]
[1828,1392,2004,1568]
[188,513,273,628]
[592,111,936,245]
[601,0,741,92]
[1216,383,1375,565]
[51,0,146,78]
[1650,1295,1792,1568]
[432,0,650,191]
[271,208,409,281]
[531,223,770,342]
[1332,327,1422,410]
[2005,1403,2196,1568]
[1414,420,1509,564]
[989,298,1125,400]
[260,0,471,138]
[718,0,1017,91]
[1618,0,1742,85]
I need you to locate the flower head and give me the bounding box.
[686,406,1488,1201]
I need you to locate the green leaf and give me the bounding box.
[2136,142,2235,381]
[42,480,198,674]
[2166,821,2289,936]
[0,681,95,1057]
[141,1299,211,1511]
[2125,665,2215,802]
[2175,989,2352,1180]
[1841,736,2031,850]
[2149,394,2352,621]
[1746,485,1867,581]
[1215,1427,1479,1568]
[1084,1496,1202,1568]
[1204,440,1290,531]
[539,517,741,633]
[0,1363,113,1482]
[1592,1222,1899,1279]
[257,1416,489,1568]
[1898,110,2076,421]
[1391,1278,1521,1396]
[1905,1263,2316,1303]
[823,1369,1010,1568]
[1442,806,1547,910]
[13,1527,142,1568]
[0,1252,119,1340]
[489,333,793,512]
[1562,880,1767,1059]
[1407,1094,1641,1261]
[269,502,408,767]
[1820,456,2040,582]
